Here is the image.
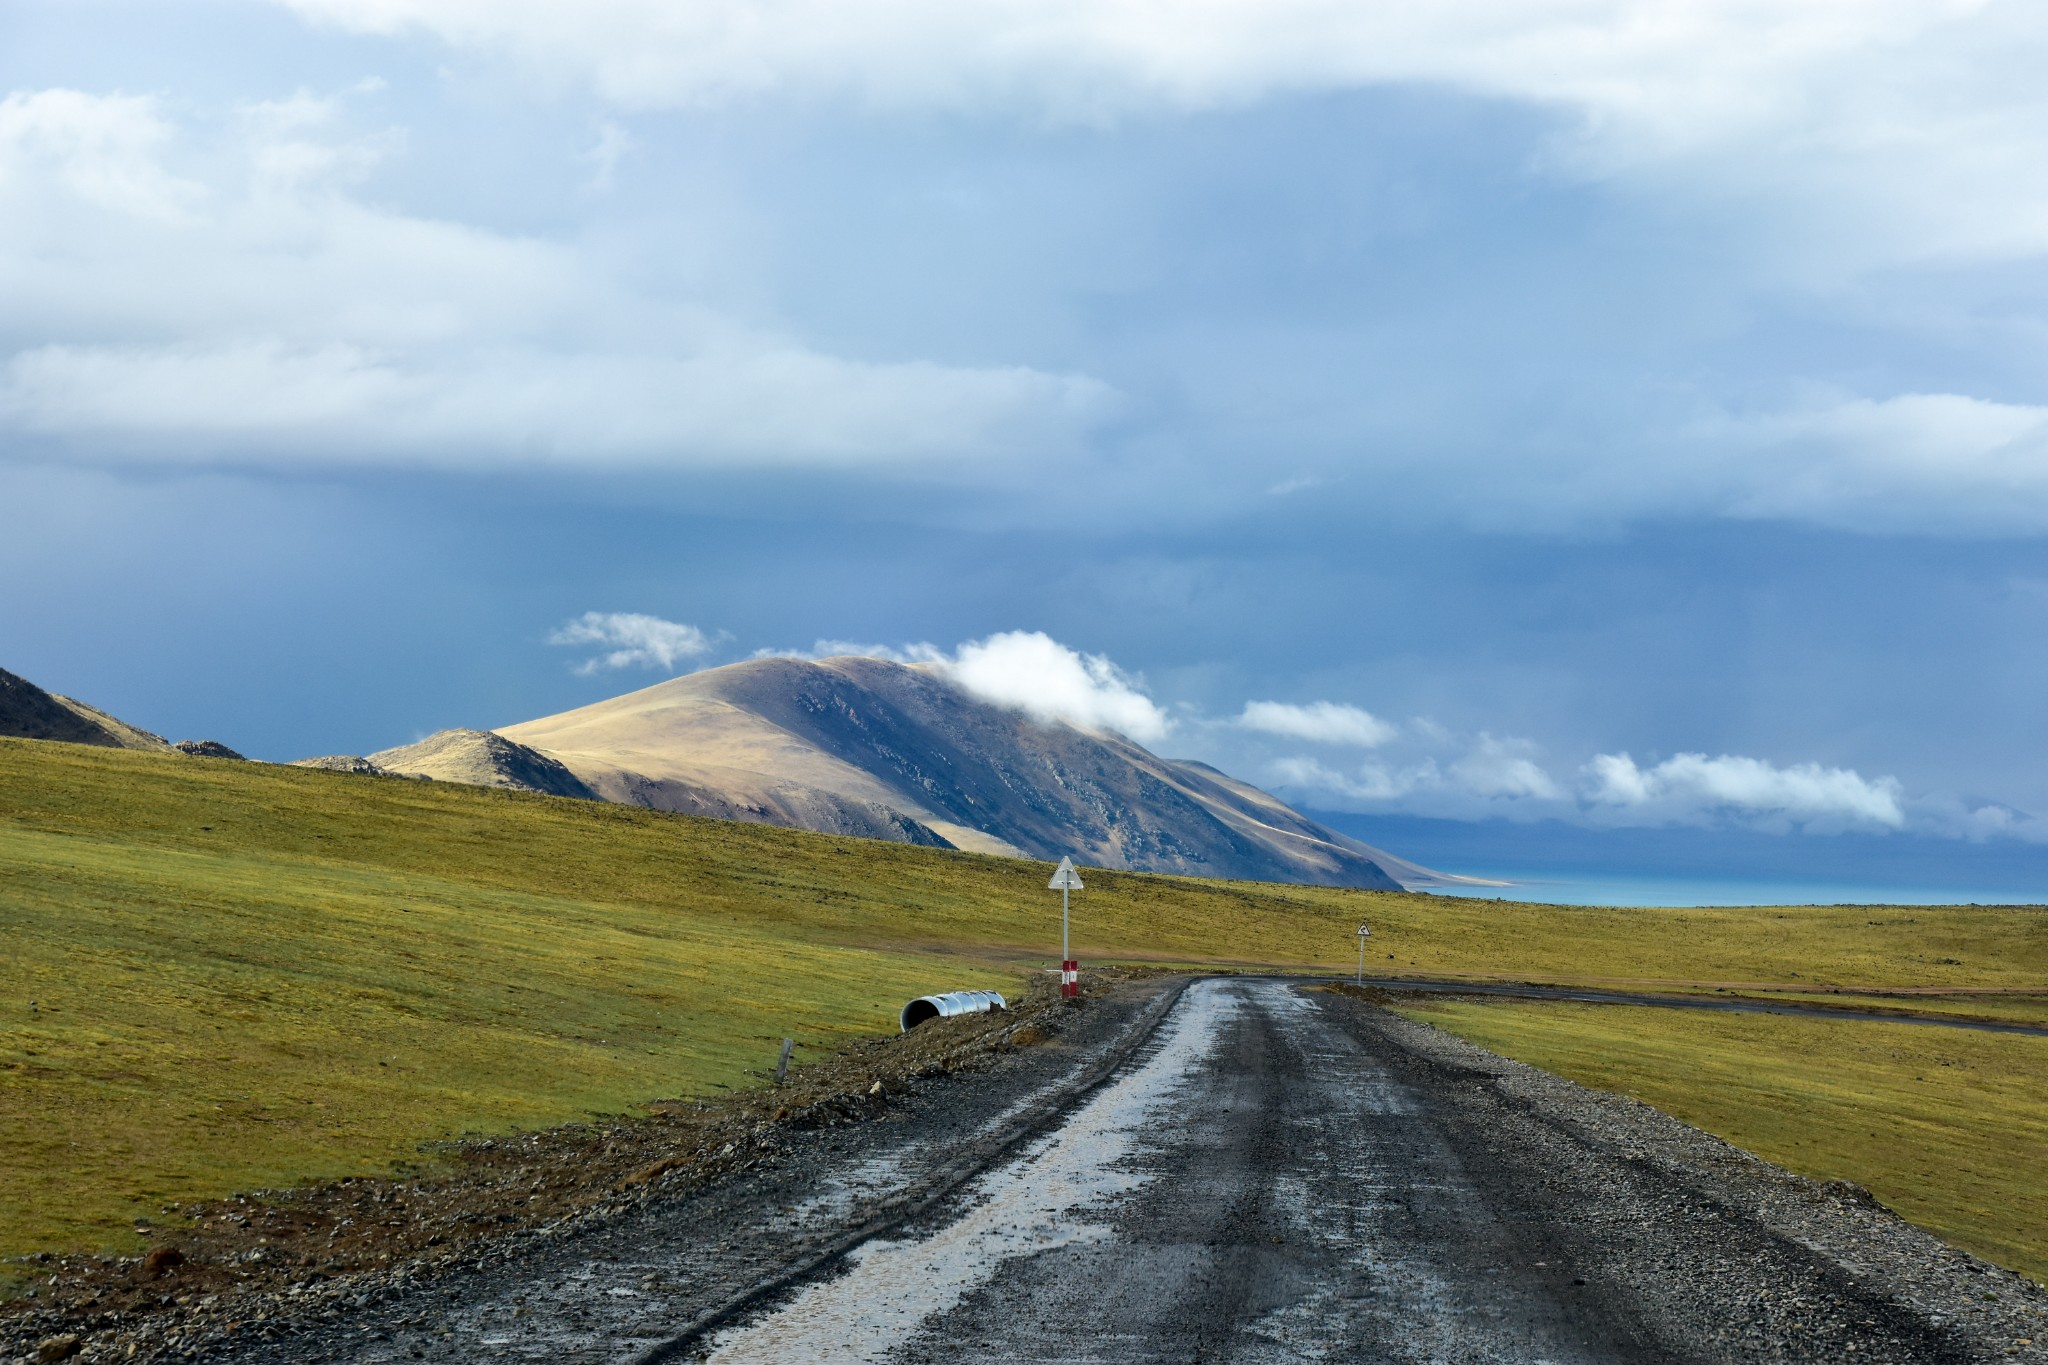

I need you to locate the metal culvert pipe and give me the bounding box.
[899,989,1007,1032]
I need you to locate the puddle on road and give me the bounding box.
[702,980,1241,1364]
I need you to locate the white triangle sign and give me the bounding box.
[1047,856,1084,891]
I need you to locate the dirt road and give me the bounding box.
[207,977,2046,1363]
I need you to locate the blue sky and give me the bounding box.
[7,0,2048,876]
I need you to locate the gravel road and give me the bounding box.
[179,977,2044,1363]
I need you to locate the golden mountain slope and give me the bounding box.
[501,656,1449,889]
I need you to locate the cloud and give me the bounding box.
[1267,754,1444,804]
[0,338,1114,471]
[1452,734,1565,800]
[1346,387,2048,539]
[1261,734,1564,814]
[942,631,1171,741]
[0,88,1117,474]
[1248,729,1954,834]
[1237,699,1396,747]
[0,89,200,222]
[270,0,2048,267]
[548,611,723,673]
[9,87,2048,537]
[594,621,2040,841]
[1584,751,1905,830]
[769,630,1172,740]
[1698,393,2048,535]
[752,639,948,665]
[262,1,1960,131]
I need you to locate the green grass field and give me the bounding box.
[1401,999,2048,1283]
[3,737,2045,1273]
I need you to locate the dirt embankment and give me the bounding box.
[1,971,1128,1363]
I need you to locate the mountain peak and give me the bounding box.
[0,666,171,752]
[497,655,1441,889]
[368,728,600,800]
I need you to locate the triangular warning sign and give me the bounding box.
[1047,855,1084,891]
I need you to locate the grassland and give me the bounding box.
[3,737,2045,1270]
[1401,999,2048,1283]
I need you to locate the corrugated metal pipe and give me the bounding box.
[899,989,1007,1032]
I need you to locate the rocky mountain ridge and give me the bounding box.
[491,656,1472,890]
[1,658,1477,890]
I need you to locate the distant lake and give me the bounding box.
[1422,870,2044,908]
[1299,809,2048,909]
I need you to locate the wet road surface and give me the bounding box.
[698,977,1988,1363]
[227,977,2047,1363]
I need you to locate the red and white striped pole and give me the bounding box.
[1048,857,1083,999]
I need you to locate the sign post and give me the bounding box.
[1048,856,1084,998]
[1356,922,1372,985]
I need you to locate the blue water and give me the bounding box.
[1298,809,2048,908]
[1422,870,2045,908]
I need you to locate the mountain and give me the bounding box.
[366,728,600,800]
[0,665,172,752]
[490,655,1475,890]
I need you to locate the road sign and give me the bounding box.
[1356,923,1372,984]
[1049,857,1082,997]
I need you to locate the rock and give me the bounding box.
[35,1334,82,1362]
[288,755,388,775]
[1820,1178,1887,1210]
[141,1246,186,1278]
[174,740,245,759]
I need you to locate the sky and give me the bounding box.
[6,0,2048,883]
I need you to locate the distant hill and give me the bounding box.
[3,656,1471,889]
[490,655,1475,890]
[0,665,172,752]
[367,728,600,800]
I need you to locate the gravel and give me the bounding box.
[6,974,2041,1364]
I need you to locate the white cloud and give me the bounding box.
[0,88,1117,473]
[576,621,2044,841]
[1237,699,1396,747]
[8,88,2048,535]
[0,338,1113,470]
[1267,754,1444,804]
[262,1,1954,130]
[750,629,1171,740]
[0,89,201,222]
[1904,791,2048,845]
[1366,388,2048,538]
[1452,734,1565,800]
[1248,729,2005,836]
[270,0,2048,267]
[1261,732,1566,815]
[548,611,723,673]
[943,630,1171,741]
[1584,751,1905,830]
[1701,393,2048,535]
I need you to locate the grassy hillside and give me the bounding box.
[1403,999,2048,1283]
[3,737,2045,1267]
